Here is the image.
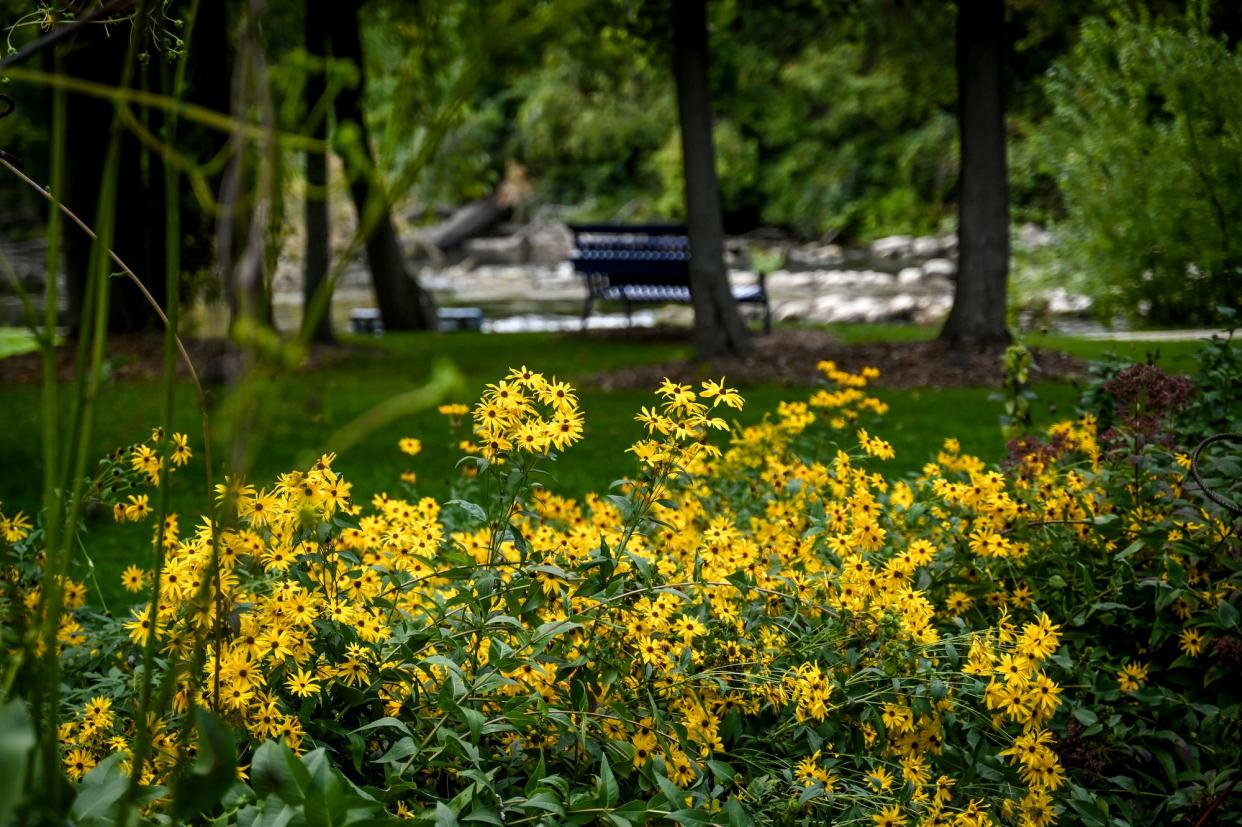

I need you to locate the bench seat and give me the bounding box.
[568,223,771,332]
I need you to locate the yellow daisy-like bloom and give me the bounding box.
[1,510,33,542]
[286,667,322,698]
[867,765,895,793]
[1117,661,1149,691]
[170,432,192,466]
[398,437,422,457]
[64,748,96,781]
[872,804,906,827]
[1179,628,1206,657]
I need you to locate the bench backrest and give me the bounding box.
[568,223,690,286]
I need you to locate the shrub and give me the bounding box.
[3,340,1239,825]
[5,364,1068,825]
[1040,15,1242,325]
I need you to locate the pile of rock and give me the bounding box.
[762,233,960,325]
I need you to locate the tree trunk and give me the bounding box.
[302,0,335,343]
[670,0,752,359]
[940,0,1012,347]
[62,26,165,335]
[327,1,437,331]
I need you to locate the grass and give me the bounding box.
[0,327,47,359]
[0,324,1221,610]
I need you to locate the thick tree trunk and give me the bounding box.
[940,0,1012,347]
[62,28,165,335]
[302,0,334,343]
[327,1,437,331]
[670,0,752,359]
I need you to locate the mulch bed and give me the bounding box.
[585,327,1087,390]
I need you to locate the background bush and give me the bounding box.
[1038,14,1242,325]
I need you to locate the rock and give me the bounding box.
[887,294,918,319]
[1017,223,1053,250]
[774,299,813,321]
[462,236,529,266]
[911,236,942,258]
[786,244,845,270]
[523,225,573,264]
[1046,287,1092,315]
[871,235,914,259]
[898,267,924,286]
[923,258,956,279]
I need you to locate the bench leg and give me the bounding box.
[763,300,772,335]
[624,297,633,327]
[581,294,595,331]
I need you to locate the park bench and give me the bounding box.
[569,223,771,332]
[348,306,484,335]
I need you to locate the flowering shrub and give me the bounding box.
[921,338,1242,826]
[2,341,1238,826]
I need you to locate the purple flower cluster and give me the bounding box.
[1102,364,1196,446]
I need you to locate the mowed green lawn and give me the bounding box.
[0,325,1216,610]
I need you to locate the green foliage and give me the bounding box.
[1039,13,1242,324]
[931,340,1242,824]
[395,1,960,236]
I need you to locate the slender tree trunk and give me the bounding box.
[670,0,751,359]
[303,0,334,342]
[940,0,1012,347]
[327,1,437,331]
[218,3,275,330]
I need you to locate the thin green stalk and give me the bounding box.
[34,10,144,815]
[122,71,185,827]
[40,126,120,814]
[2,64,327,152]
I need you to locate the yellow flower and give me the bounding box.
[64,748,96,781]
[286,668,322,698]
[872,804,906,827]
[1179,628,1206,657]
[945,591,973,617]
[1117,661,1149,691]
[1,510,32,542]
[170,432,192,466]
[124,494,151,522]
[125,605,155,646]
[867,765,894,793]
[398,437,422,457]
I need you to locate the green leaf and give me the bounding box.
[461,708,485,743]
[70,753,129,826]
[252,740,310,806]
[653,773,682,809]
[520,790,565,816]
[722,797,751,826]
[597,754,619,808]
[1218,600,1239,630]
[172,709,238,819]
[435,801,460,826]
[303,749,348,827]
[1073,707,1099,727]
[376,737,419,765]
[446,499,487,523]
[1155,749,1179,787]
[0,700,35,827]
[353,717,413,738]
[604,494,633,519]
